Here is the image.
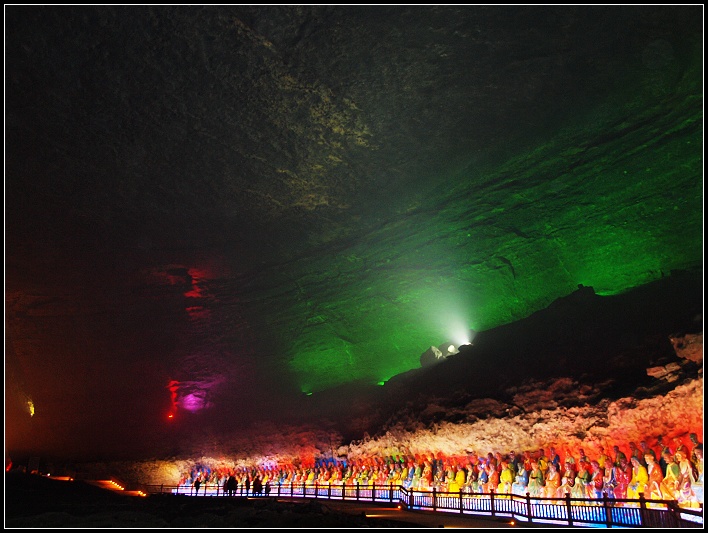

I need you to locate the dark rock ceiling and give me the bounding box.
[4,5,703,460]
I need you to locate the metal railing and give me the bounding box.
[140,482,704,528]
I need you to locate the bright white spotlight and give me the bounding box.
[448,321,474,348]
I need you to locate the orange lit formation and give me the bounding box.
[176,433,703,509]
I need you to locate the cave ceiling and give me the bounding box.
[4,6,703,457]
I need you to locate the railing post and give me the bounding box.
[565,492,573,526]
[432,488,437,512]
[409,488,414,510]
[490,489,496,517]
[638,494,647,527]
[342,483,346,500]
[459,489,464,513]
[526,492,533,524]
[390,483,394,502]
[602,492,612,528]
[328,483,332,499]
[667,501,680,528]
[315,482,318,499]
[290,482,294,498]
[356,482,360,501]
[277,483,281,497]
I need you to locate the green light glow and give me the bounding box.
[273,63,702,394]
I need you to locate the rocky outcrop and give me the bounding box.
[670,332,703,363]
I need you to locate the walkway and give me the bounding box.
[307,499,521,528]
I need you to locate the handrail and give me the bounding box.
[139,482,704,528]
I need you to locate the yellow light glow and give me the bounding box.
[27,399,35,417]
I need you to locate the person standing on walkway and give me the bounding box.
[226,474,237,496]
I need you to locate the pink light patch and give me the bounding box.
[180,393,210,412]
[167,377,224,413]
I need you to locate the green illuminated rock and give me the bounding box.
[252,82,702,392]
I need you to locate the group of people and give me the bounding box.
[182,433,703,509]
[190,468,271,497]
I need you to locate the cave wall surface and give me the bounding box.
[5,6,703,460]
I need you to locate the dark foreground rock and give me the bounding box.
[4,471,419,528]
